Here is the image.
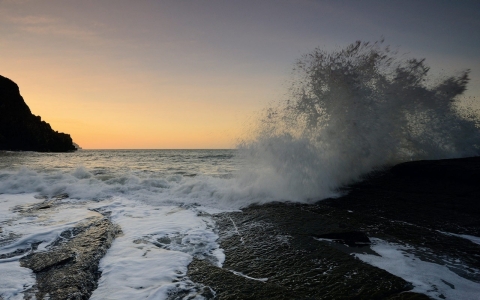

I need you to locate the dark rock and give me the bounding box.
[390,157,480,185]
[23,250,76,273]
[188,258,298,300]
[314,231,371,247]
[13,194,70,214]
[37,203,52,209]
[386,293,432,300]
[20,216,121,300]
[323,156,480,236]
[188,156,480,299]
[0,75,76,152]
[189,206,416,300]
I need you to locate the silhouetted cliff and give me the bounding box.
[0,75,76,152]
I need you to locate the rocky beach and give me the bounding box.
[2,2,480,298]
[187,156,480,299]
[3,155,479,299]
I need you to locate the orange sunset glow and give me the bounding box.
[2,0,479,149]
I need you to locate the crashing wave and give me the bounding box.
[238,40,480,202]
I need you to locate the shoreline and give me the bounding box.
[188,156,480,299]
[1,156,479,299]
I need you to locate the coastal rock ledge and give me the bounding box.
[188,156,480,300]
[0,75,76,152]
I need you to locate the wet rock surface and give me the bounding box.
[188,157,480,299]
[189,205,423,300]
[16,197,121,300]
[324,157,480,237]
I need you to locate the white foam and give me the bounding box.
[227,269,268,282]
[0,194,104,299]
[0,194,40,299]
[0,203,101,256]
[355,238,480,300]
[89,197,224,299]
[0,193,42,223]
[0,165,316,211]
[0,194,93,299]
[0,261,35,300]
[0,193,225,299]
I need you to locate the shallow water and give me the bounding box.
[0,150,236,299]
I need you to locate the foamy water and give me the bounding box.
[355,238,480,300]
[1,150,479,299]
[2,149,334,299]
[0,150,238,299]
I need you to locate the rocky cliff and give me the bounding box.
[0,75,76,152]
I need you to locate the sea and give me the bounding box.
[2,42,480,299]
[1,149,480,300]
[0,149,249,299]
[1,148,343,299]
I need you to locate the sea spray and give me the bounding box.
[238,40,480,202]
[0,42,478,208]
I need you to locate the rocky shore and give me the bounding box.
[1,194,121,300]
[188,156,480,299]
[6,156,480,299]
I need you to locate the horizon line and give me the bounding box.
[77,148,237,150]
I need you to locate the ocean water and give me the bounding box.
[0,149,242,206]
[0,149,241,299]
[0,149,342,299]
[1,150,480,300]
[2,41,480,299]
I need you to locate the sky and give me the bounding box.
[1,0,479,149]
